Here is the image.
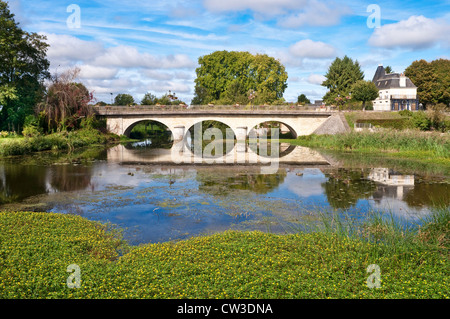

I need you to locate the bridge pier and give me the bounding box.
[235,127,247,141]
[173,126,185,142]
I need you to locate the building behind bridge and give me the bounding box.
[371,65,420,112]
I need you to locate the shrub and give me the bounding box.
[426,103,448,132]
[411,111,431,131]
[22,126,41,138]
[398,110,413,117]
[356,119,412,130]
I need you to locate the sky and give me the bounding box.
[6,0,450,104]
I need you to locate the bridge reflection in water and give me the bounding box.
[107,142,330,170]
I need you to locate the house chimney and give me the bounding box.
[400,73,406,87]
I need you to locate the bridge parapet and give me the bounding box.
[94,105,334,116]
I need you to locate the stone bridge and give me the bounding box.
[95,105,350,140]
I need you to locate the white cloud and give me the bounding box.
[307,73,326,85]
[203,0,308,16]
[203,0,351,28]
[79,65,119,80]
[278,0,352,28]
[289,40,337,59]
[93,46,195,69]
[43,33,105,63]
[39,33,197,102]
[369,15,450,49]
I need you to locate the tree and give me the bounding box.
[0,85,17,105]
[322,56,364,105]
[0,1,50,132]
[384,66,393,74]
[114,94,135,106]
[297,94,311,105]
[192,51,288,105]
[405,59,450,108]
[141,93,157,105]
[351,80,379,111]
[37,68,94,132]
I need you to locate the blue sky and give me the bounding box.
[7,0,450,104]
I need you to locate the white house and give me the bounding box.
[371,65,420,111]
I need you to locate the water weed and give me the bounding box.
[0,211,448,299]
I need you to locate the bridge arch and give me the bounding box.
[248,120,298,139]
[184,119,237,158]
[122,119,174,139]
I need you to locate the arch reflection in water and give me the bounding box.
[107,143,330,170]
[185,121,236,159]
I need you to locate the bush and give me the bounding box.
[356,119,412,130]
[427,104,448,132]
[398,110,413,117]
[0,139,31,156]
[411,111,431,131]
[22,126,41,138]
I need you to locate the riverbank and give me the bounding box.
[0,210,448,299]
[284,129,450,167]
[0,129,119,157]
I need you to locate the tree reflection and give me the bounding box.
[197,169,287,196]
[0,164,48,204]
[403,181,450,208]
[322,168,376,209]
[49,165,93,192]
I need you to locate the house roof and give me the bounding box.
[372,65,417,89]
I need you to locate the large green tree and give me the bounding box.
[351,80,379,111]
[114,94,135,106]
[0,1,50,132]
[192,51,288,105]
[405,59,450,108]
[321,56,364,105]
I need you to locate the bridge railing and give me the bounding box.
[95,104,332,112]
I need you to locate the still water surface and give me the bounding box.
[0,142,448,245]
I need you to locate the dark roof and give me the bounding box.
[372,65,386,82]
[372,65,417,89]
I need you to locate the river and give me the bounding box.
[0,141,448,245]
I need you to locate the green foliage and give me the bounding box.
[0,211,448,299]
[297,94,311,105]
[405,59,450,108]
[350,80,379,110]
[22,126,41,138]
[114,94,135,106]
[384,66,393,74]
[192,51,288,105]
[398,110,413,117]
[37,68,94,133]
[141,93,157,105]
[0,1,50,132]
[293,130,450,159]
[322,56,364,105]
[0,129,118,156]
[411,111,432,131]
[0,84,17,105]
[426,103,448,132]
[128,121,171,141]
[356,119,413,130]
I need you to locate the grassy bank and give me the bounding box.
[286,129,450,167]
[0,211,448,299]
[0,129,119,157]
